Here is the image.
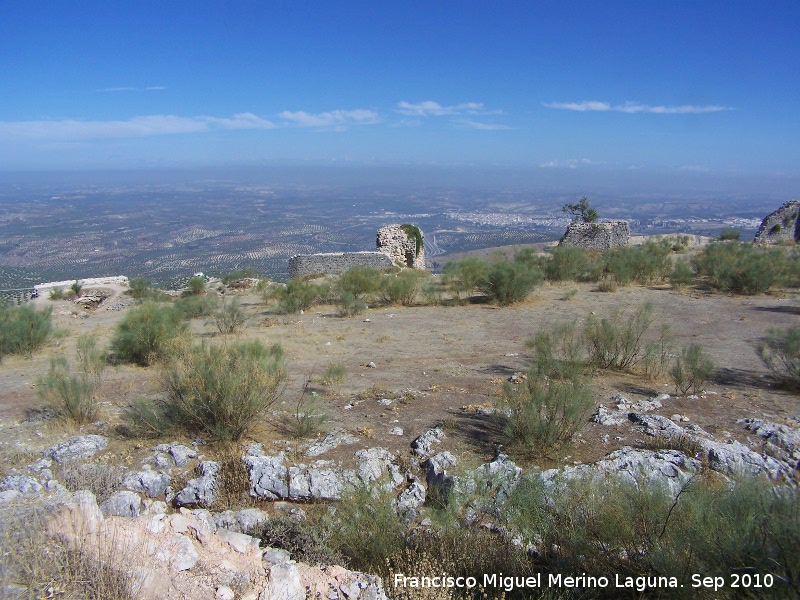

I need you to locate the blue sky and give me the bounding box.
[1,1,798,179]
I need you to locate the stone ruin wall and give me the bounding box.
[287,252,394,279]
[376,224,425,268]
[559,221,630,250]
[34,275,129,295]
[754,200,800,244]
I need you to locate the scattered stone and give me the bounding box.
[702,439,786,480]
[305,428,359,457]
[426,451,457,490]
[389,427,404,436]
[396,480,426,520]
[216,586,235,600]
[366,361,377,368]
[213,508,269,534]
[216,528,260,554]
[0,474,43,496]
[266,563,305,600]
[123,469,170,498]
[263,547,292,565]
[411,427,445,458]
[629,412,684,436]
[538,447,702,497]
[100,490,143,518]
[44,435,108,463]
[174,461,219,508]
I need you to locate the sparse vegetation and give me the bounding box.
[37,334,106,424]
[285,380,328,438]
[671,343,715,394]
[756,326,800,388]
[209,297,248,334]
[585,301,657,370]
[109,301,189,366]
[162,340,287,442]
[0,304,52,358]
[718,227,742,240]
[186,275,206,296]
[499,376,594,455]
[694,241,789,294]
[480,258,544,305]
[321,362,347,386]
[380,269,422,306]
[270,278,329,313]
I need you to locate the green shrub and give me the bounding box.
[110,301,189,366]
[70,280,83,296]
[284,384,328,439]
[321,483,407,576]
[584,301,656,370]
[718,227,742,241]
[694,242,788,294]
[128,278,152,300]
[756,327,800,388]
[503,475,799,598]
[175,293,219,318]
[37,335,106,424]
[162,340,287,442]
[186,276,206,296]
[480,259,543,305]
[49,287,64,300]
[528,321,585,380]
[250,516,341,567]
[337,266,382,300]
[270,278,328,313]
[602,240,671,285]
[544,245,599,282]
[209,297,248,334]
[379,270,420,306]
[671,344,715,395]
[336,290,367,317]
[669,259,695,289]
[442,257,489,301]
[321,362,347,386]
[121,396,174,438]
[221,268,258,286]
[420,277,445,305]
[499,377,594,455]
[0,304,52,358]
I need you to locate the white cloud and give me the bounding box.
[456,119,511,130]
[277,109,379,129]
[396,101,493,117]
[0,113,275,141]
[543,101,611,112]
[539,158,594,169]
[544,101,731,114]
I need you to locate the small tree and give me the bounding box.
[562,197,598,223]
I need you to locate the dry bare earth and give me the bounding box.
[2,275,798,473]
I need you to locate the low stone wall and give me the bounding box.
[754,200,800,244]
[287,252,394,278]
[34,276,129,295]
[559,221,630,250]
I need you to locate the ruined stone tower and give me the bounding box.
[376,224,425,269]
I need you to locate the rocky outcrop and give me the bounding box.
[46,490,389,600]
[376,224,425,269]
[559,220,630,250]
[44,435,108,464]
[754,200,800,244]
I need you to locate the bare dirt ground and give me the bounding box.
[2,270,799,477]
